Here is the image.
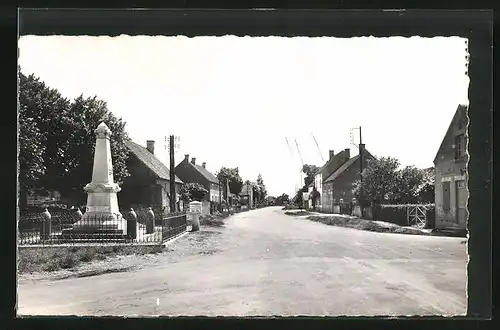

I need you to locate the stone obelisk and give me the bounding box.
[69,122,126,235]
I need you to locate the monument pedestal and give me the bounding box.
[63,122,127,240]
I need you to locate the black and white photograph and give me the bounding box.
[17,17,475,317]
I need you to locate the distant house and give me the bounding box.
[240,183,254,209]
[313,149,352,212]
[120,140,184,210]
[433,105,469,231]
[302,182,315,210]
[26,188,62,207]
[322,144,375,209]
[175,155,222,205]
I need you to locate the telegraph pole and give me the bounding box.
[168,135,178,213]
[359,126,364,214]
[219,178,222,212]
[350,126,364,215]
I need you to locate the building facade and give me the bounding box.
[433,105,469,230]
[313,149,351,212]
[120,140,184,210]
[175,155,222,204]
[323,144,374,210]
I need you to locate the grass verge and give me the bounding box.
[18,244,164,274]
[284,210,312,216]
[305,215,430,236]
[199,207,253,227]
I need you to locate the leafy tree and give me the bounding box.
[18,71,131,206]
[179,182,208,202]
[18,70,70,207]
[58,95,130,204]
[392,165,425,204]
[310,186,320,210]
[301,164,320,187]
[290,164,320,208]
[352,157,400,205]
[216,167,243,197]
[353,157,431,205]
[256,174,267,202]
[276,193,289,206]
[293,186,308,208]
[417,167,435,203]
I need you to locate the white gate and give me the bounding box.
[407,205,427,228]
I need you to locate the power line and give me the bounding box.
[294,138,305,166]
[311,132,325,163]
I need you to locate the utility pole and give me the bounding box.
[168,135,179,213]
[219,179,222,212]
[359,126,364,215]
[350,126,364,216]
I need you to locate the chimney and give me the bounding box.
[329,150,335,160]
[146,140,155,154]
[184,154,189,162]
[202,162,206,168]
[191,157,196,165]
[344,148,350,159]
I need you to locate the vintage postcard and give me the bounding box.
[17,31,470,316]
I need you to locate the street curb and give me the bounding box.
[161,230,189,247]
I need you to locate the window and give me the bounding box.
[455,134,465,159]
[442,181,451,212]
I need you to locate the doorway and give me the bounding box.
[455,180,466,225]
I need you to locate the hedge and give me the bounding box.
[372,204,435,227]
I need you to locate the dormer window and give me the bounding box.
[455,134,465,159]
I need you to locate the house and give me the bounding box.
[433,104,469,231]
[302,182,315,210]
[175,155,222,205]
[240,183,254,209]
[313,149,352,212]
[120,140,184,210]
[26,188,62,207]
[322,144,375,210]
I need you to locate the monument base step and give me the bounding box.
[57,233,128,240]
[62,228,124,235]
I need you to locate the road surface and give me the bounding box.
[18,206,467,316]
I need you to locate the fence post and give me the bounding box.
[40,208,51,241]
[127,208,138,239]
[146,207,155,234]
[75,207,83,221]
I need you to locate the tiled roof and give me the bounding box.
[316,149,350,178]
[324,150,375,183]
[189,163,219,184]
[316,152,343,174]
[125,140,183,184]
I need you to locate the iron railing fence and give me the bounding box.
[18,207,188,246]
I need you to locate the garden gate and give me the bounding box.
[407,205,427,228]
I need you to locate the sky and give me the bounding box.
[18,35,469,197]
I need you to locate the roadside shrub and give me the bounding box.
[284,211,311,216]
[59,255,76,269]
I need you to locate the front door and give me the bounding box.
[455,180,466,225]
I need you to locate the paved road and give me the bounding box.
[18,206,467,316]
